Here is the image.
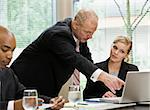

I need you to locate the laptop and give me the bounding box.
[86,71,150,104]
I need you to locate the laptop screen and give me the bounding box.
[121,71,150,103]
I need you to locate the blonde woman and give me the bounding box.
[83,36,139,99]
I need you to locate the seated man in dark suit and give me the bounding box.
[83,36,139,99]
[0,25,66,110]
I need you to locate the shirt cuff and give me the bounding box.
[7,101,14,110]
[90,69,103,82]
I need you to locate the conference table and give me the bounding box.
[60,101,150,110]
[38,101,150,110]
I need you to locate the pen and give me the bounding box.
[77,102,88,105]
[85,99,101,103]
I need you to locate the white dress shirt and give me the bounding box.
[7,101,14,110]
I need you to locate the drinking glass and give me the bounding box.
[68,85,81,103]
[22,89,38,110]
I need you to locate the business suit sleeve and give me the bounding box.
[128,64,139,71]
[12,71,26,99]
[4,68,25,100]
[0,102,8,110]
[0,68,25,109]
[44,29,98,79]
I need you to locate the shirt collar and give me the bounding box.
[73,34,78,43]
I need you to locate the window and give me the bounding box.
[0,0,55,48]
[73,0,150,70]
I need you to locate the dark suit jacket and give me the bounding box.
[0,67,54,110]
[11,18,96,97]
[83,58,139,99]
[0,68,25,110]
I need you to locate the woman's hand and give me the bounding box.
[102,91,117,98]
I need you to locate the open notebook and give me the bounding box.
[86,71,150,104]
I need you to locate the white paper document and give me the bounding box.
[38,103,54,109]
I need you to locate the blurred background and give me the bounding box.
[0,0,149,90]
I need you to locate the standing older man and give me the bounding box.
[11,9,125,98]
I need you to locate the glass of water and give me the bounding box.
[68,85,81,103]
[22,89,38,110]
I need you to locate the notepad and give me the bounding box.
[38,103,54,109]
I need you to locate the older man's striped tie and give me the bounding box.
[72,40,80,85]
